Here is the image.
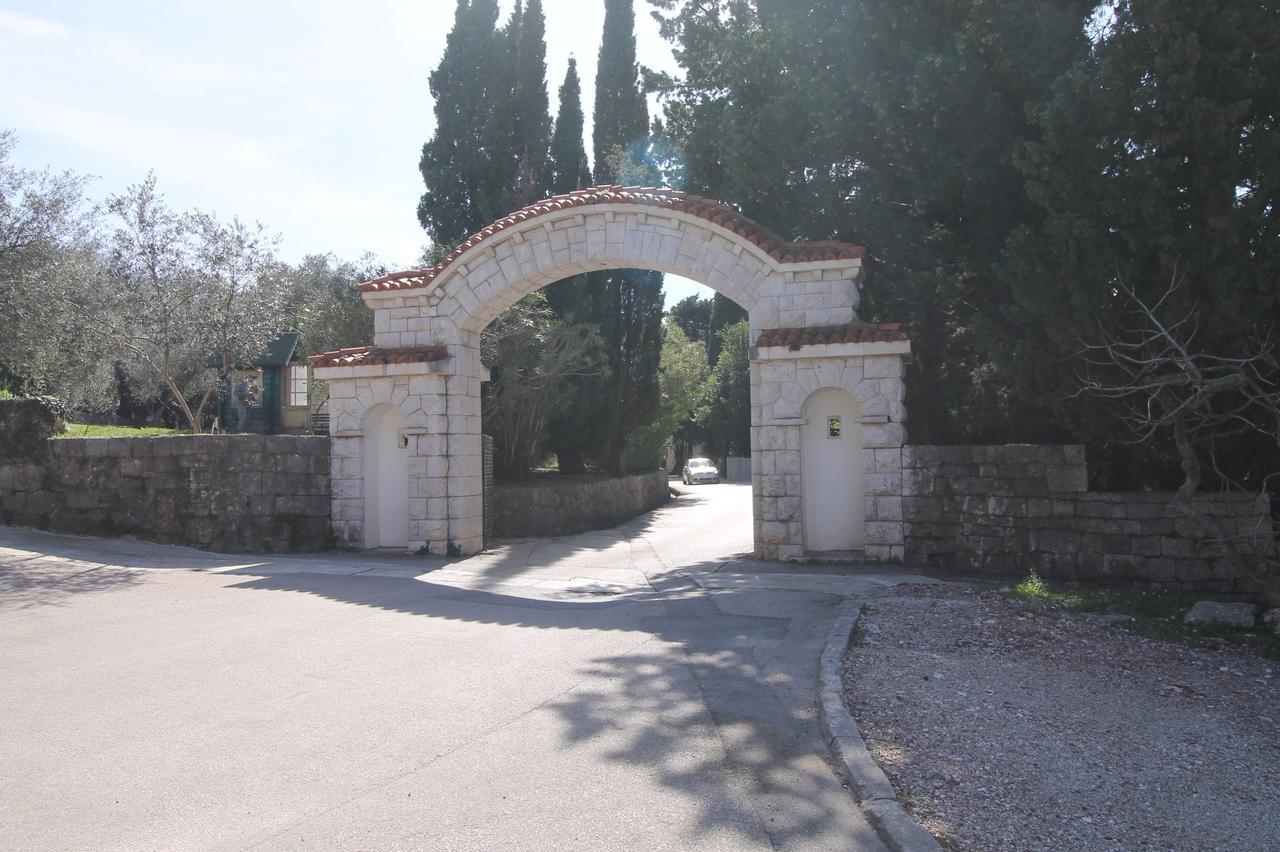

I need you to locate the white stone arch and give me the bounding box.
[314,186,911,559]
[358,187,866,347]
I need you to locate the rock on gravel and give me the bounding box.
[1265,608,1280,635]
[1184,600,1258,629]
[843,584,1280,852]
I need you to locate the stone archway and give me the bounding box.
[312,186,911,560]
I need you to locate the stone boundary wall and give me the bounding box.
[491,471,669,539]
[903,445,1275,597]
[0,435,330,553]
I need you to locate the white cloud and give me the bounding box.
[0,8,67,38]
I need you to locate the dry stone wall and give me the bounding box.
[490,471,669,539]
[0,435,330,553]
[903,444,1275,597]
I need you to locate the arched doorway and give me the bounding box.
[313,186,911,560]
[801,388,864,553]
[363,403,409,549]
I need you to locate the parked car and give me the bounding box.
[682,457,719,485]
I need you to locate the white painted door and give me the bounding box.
[801,388,864,552]
[364,404,409,549]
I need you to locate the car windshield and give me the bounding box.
[688,459,713,468]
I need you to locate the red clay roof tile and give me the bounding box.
[358,185,866,294]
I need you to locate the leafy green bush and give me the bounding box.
[0,394,68,460]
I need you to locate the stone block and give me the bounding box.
[865,521,902,546]
[1184,600,1258,629]
[864,472,902,496]
[761,521,788,544]
[447,495,482,519]
[1101,554,1146,580]
[874,495,903,521]
[902,496,941,523]
[775,496,801,521]
[758,426,788,452]
[1045,464,1088,493]
[413,477,448,499]
[1033,528,1079,554]
[761,475,786,497]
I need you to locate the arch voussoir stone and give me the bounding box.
[313,186,911,559]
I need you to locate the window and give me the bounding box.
[288,365,309,408]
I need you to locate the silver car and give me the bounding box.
[681,457,719,485]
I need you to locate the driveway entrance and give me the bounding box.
[312,186,912,561]
[0,487,936,850]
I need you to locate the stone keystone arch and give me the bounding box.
[312,186,911,560]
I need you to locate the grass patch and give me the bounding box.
[1007,571,1279,660]
[58,422,181,438]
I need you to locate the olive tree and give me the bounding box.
[99,175,285,431]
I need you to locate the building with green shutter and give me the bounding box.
[218,332,321,434]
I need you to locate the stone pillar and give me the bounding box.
[751,341,910,562]
[315,357,457,554]
[859,354,908,562]
[441,340,485,554]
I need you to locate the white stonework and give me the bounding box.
[751,349,909,560]
[316,198,911,559]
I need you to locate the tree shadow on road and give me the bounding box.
[0,550,144,611]
[220,567,880,849]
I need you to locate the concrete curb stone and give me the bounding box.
[818,599,942,852]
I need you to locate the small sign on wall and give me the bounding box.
[827,415,842,438]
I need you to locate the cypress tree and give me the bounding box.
[592,0,665,473]
[543,57,609,472]
[418,0,517,248]
[545,58,594,320]
[510,0,553,207]
[592,0,649,184]
[550,58,592,195]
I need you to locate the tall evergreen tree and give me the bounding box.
[1002,0,1280,487]
[543,56,610,472]
[592,0,665,473]
[510,0,553,207]
[545,57,594,319]
[550,58,592,195]
[656,0,1095,446]
[418,0,517,248]
[707,292,747,366]
[592,0,650,184]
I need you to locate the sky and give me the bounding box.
[0,0,710,306]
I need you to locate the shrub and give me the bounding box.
[0,394,68,460]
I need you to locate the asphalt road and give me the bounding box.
[1,482,936,851]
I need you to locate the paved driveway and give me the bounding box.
[0,483,936,851]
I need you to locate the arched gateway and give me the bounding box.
[311,186,911,561]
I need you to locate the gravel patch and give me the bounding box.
[843,584,1280,851]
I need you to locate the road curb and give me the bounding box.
[818,599,942,852]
